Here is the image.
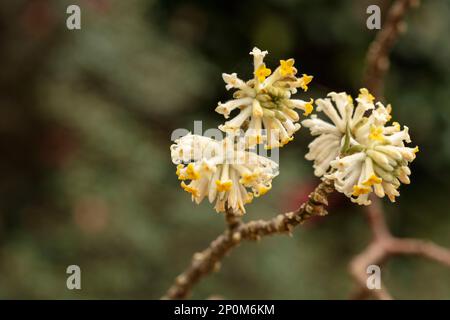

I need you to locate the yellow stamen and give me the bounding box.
[303,98,314,116]
[180,181,199,197]
[279,59,295,77]
[245,192,254,204]
[369,125,384,141]
[352,185,371,196]
[347,95,353,104]
[383,104,392,121]
[176,163,200,180]
[363,174,382,187]
[254,64,271,83]
[358,88,375,103]
[299,74,313,91]
[392,121,400,131]
[386,104,392,114]
[187,163,200,180]
[215,179,233,192]
[239,172,257,185]
[255,184,271,197]
[281,136,294,146]
[175,164,184,178]
[413,146,419,154]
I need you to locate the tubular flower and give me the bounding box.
[302,91,371,176]
[302,88,418,205]
[171,133,279,214]
[216,47,314,149]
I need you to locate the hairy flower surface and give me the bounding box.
[216,47,314,149]
[171,133,279,214]
[303,89,418,205]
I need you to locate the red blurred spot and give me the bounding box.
[20,0,57,39]
[38,126,78,168]
[73,197,110,235]
[83,0,111,14]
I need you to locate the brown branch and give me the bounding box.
[163,179,334,299]
[363,0,419,97]
[224,206,242,231]
[387,238,450,267]
[349,198,450,299]
[348,0,450,300]
[349,199,394,300]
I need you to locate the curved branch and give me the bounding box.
[351,0,450,300]
[349,196,450,300]
[363,0,419,97]
[163,179,334,299]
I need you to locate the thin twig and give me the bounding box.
[163,179,334,299]
[349,199,394,300]
[351,0,450,300]
[349,198,450,299]
[363,0,419,97]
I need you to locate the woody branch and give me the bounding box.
[163,179,334,299]
[350,0,450,300]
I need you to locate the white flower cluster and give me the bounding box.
[171,47,313,214]
[302,89,418,205]
[171,47,419,214]
[217,47,314,149]
[171,134,278,214]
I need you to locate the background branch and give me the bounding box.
[349,198,450,300]
[363,0,419,97]
[350,0,450,300]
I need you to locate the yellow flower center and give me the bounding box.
[352,185,371,196]
[347,95,353,104]
[299,74,313,91]
[181,181,199,197]
[215,179,233,192]
[392,121,401,131]
[239,172,257,185]
[280,136,294,146]
[303,98,314,116]
[254,64,272,83]
[369,125,384,141]
[255,184,271,197]
[279,59,295,77]
[176,163,200,180]
[363,174,382,187]
[245,192,254,204]
[358,88,375,103]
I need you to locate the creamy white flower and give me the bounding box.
[302,90,374,176]
[303,88,418,205]
[171,133,279,214]
[216,47,314,149]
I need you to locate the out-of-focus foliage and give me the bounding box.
[0,0,449,299]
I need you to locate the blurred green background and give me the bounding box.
[0,0,449,299]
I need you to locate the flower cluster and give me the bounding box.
[171,134,278,214]
[170,48,313,214]
[171,48,312,214]
[171,47,418,214]
[303,89,418,205]
[216,47,314,149]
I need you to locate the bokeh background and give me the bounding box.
[0,0,449,299]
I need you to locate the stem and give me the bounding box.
[163,179,334,299]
